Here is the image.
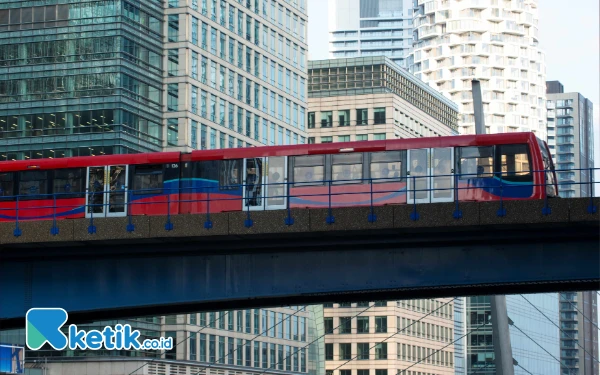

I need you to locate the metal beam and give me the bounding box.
[1,236,598,329]
[472,79,485,134]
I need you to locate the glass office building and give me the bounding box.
[466,294,560,375]
[0,0,165,160]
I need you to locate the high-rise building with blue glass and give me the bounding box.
[0,0,164,160]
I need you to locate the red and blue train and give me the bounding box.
[0,132,557,222]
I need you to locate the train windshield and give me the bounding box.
[537,137,557,197]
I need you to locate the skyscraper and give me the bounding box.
[307,56,458,144]
[0,1,164,160]
[545,81,595,198]
[323,300,461,375]
[165,0,309,150]
[410,0,547,138]
[327,0,414,68]
[466,294,560,375]
[558,292,599,375]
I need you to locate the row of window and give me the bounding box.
[181,310,307,341]
[325,343,454,367]
[308,134,386,144]
[398,299,454,320]
[398,317,454,343]
[0,1,162,37]
[324,316,388,334]
[186,334,307,372]
[308,108,386,128]
[0,164,178,199]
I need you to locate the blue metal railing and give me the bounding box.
[0,167,597,237]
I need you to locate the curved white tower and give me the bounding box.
[410,0,547,138]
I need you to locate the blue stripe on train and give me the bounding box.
[458,177,533,198]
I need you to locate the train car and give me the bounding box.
[0,132,557,221]
[181,132,558,214]
[0,152,181,222]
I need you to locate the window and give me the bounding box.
[338,135,350,142]
[308,112,315,128]
[370,151,404,183]
[324,317,333,334]
[338,110,350,126]
[457,146,494,178]
[375,370,387,375]
[497,144,531,182]
[357,108,368,125]
[325,343,333,360]
[356,134,368,141]
[358,370,369,375]
[133,165,163,194]
[357,343,369,360]
[219,160,241,189]
[332,153,363,184]
[321,136,332,143]
[374,343,387,359]
[293,155,324,186]
[339,343,351,360]
[339,317,352,334]
[0,173,14,198]
[374,108,386,124]
[375,316,387,333]
[357,317,369,333]
[53,168,85,198]
[373,133,386,140]
[320,111,333,127]
[18,171,48,198]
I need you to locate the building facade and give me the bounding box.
[165,0,309,151]
[410,0,547,138]
[307,57,458,144]
[545,81,595,198]
[466,294,560,375]
[323,300,458,375]
[559,292,599,375]
[0,0,165,160]
[327,0,414,69]
[1,307,324,375]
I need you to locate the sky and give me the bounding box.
[306,0,600,183]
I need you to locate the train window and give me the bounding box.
[497,144,532,182]
[293,155,324,186]
[457,146,494,178]
[18,170,49,198]
[133,165,164,195]
[370,151,404,183]
[332,153,363,184]
[0,172,14,198]
[537,138,557,196]
[53,168,85,198]
[219,160,241,190]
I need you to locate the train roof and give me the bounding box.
[0,133,539,171]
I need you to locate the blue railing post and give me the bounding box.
[497,175,506,217]
[165,190,174,231]
[542,169,551,215]
[410,175,419,221]
[453,173,462,219]
[204,188,213,229]
[50,193,59,235]
[326,180,335,224]
[88,191,96,234]
[368,178,376,223]
[588,167,597,214]
[244,183,253,227]
[127,189,135,232]
[285,181,294,225]
[13,196,21,237]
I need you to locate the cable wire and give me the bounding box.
[127,311,232,375]
[560,294,600,330]
[515,363,534,375]
[509,322,576,375]
[189,308,304,375]
[328,298,457,373]
[396,321,489,375]
[520,294,599,364]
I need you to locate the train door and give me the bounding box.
[407,148,454,204]
[242,156,288,210]
[85,165,129,218]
